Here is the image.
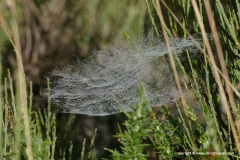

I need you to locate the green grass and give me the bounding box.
[0,67,55,159]
[0,0,240,159]
[106,0,240,159]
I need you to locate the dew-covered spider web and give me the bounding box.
[49,37,201,116]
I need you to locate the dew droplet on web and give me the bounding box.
[49,37,201,116]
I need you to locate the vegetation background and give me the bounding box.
[0,0,149,159]
[0,0,239,159]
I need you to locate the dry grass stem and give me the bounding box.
[203,0,240,135]
[160,0,240,99]
[191,0,240,155]
[155,0,197,151]
[8,0,34,159]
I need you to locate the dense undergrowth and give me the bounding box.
[0,0,240,159]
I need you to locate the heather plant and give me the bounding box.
[104,0,240,159]
[0,0,240,159]
[105,83,150,159]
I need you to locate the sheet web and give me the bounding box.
[49,38,201,116]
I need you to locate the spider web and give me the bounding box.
[49,37,201,116]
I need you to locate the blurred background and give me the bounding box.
[0,0,154,158]
[0,0,213,159]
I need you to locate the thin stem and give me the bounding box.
[155,0,197,151]
[160,0,240,98]
[191,0,240,155]
[5,0,34,159]
[203,0,240,136]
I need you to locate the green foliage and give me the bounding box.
[149,108,183,159]
[215,0,240,84]
[78,128,98,160]
[0,70,56,159]
[0,0,240,159]
[106,83,150,160]
[105,0,240,159]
